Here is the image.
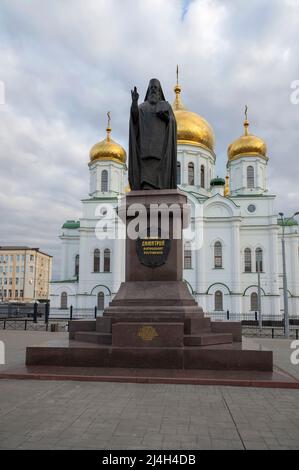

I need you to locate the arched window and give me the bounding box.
[247,166,254,189]
[101,170,108,192]
[75,254,79,277]
[256,248,263,272]
[188,162,194,185]
[244,248,252,272]
[215,291,223,311]
[200,165,205,188]
[214,241,222,268]
[97,292,105,310]
[250,292,258,311]
[104,248,111,272]
[177,162,181,184]
[184,242,192,269]
[60,291,68,309]
[94,249,100,272]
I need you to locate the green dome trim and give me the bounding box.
[210,177,225,187]
[278,218,298,227]
[62,220,80,229]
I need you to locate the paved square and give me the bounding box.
[0,330,299,450]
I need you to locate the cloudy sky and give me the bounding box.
[0,0,299,278]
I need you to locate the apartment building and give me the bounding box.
[0,246,52,302]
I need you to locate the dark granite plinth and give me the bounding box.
[69,320,95,340]
[211,321,242,342]
[112,322,184,348]
[104,280,203,321]
[25,339,273,371]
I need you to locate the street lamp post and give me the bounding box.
[279,211,299,339]
[256,248,263,334]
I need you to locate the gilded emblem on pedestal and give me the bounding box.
[138,325,158,341]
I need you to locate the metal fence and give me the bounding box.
[1,305,299,338]
[0,304,103,331]
[205,311,299,325]
[205,311,299,338]
[49,306,103,320]
[0,302,46,318]
[242,325,299,339]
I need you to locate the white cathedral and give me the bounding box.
[50,79,299,318]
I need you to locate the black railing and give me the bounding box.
[0,301,49,319]
[206,311,299,324]
[49,306,102,320]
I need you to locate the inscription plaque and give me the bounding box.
[136,233,171,268]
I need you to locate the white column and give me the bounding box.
[231,220,242,312]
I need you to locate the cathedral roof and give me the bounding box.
[227,108,268,162]
[89,112,126,165]
[62,220,80,229]
[172,77,215,153]
[210,177,225,186]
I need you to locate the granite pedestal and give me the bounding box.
[26,190,273,374]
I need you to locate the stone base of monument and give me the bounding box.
[24,188,274,379]
[26,302,272,372]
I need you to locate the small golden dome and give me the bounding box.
[172,73,215,152]
[90,112,126,164]
[228,108,268,162]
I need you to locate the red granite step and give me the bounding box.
[184,317,211,335]
[74,331,112,345]
[105,306,203,315]
[184,333,233,347]
[69,320,96,339]
[25,339,273,371]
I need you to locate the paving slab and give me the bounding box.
[0,330,299,450]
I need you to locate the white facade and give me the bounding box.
[50,129,299,319]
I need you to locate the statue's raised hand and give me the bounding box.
[131,86,139,103]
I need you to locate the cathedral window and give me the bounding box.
[60,291,68,309]
[255,248,263,272]
[75,254,79,277]
[214,241,222,268]
[188,162,194,185]
[94,249,100,272]
[200,165,205,188]
[244,248,252,272]
[214,291,223,311]
[247,166,254,188]
[177,162,181,184]
[104,249,111,272]
[97,292,105,310]
[101,170,108,192]
[250,292,258,311]
[184,242,192,269]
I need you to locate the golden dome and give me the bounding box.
[172,80,215,152]
[228,109,268,162]
[89,112,126,164]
